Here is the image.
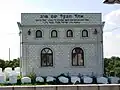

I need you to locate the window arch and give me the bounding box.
[67,29,73,37]
[36,30,42,38]
[41,48,53,67]
[51,30,58,38]
[72,47,84,66]
[82,30,88,37]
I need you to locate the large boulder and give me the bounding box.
[83,76,93,83]
[97,77,108,84]
[8,71,18,84]
[4,67,12,78]
[15,67,20,72]
[71,76,81,84]
[0,68,2,73]
[9,71,18,76]
[0,72,6,84]
[58,76,69,83]
[109,76,120,84]
[21,77,31,84]
[36,77,44,83]
[46,76,56,82]
[15,72,20,76]
[9,75,17,84]
[14,67,20,76]
[4,67,12,73]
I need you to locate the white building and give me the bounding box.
[17,13,105,77]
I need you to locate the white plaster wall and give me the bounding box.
[21,26,102,43]
[21,25,103,76]
[22,43,103,76]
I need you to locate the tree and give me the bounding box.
[0,59,5,70]
[3,58,20,70]
[12,58,20,68]
[104,56,120,77]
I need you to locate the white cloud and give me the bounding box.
[103,32,120,58]
[0,0,46,60]
[104,9,120,25]
[0,0,54,60]
[103,9,120,58]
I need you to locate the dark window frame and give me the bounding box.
[66,30,73,37]
[72,47,84,66]
[41,48,53,67]
[36,30,42,38]
[82,30,88,37]
[51,30,58,38]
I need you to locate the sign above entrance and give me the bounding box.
[35,14,89,24]
[21,13,102,25]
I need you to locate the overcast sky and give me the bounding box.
[0,0,120,60]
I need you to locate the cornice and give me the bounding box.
[21,41,102,45]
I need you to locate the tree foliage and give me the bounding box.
[0,58,20,71]
[104,56,120,77]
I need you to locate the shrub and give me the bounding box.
[16,75,22,85]
[92,76,97,84]
[27,72,36,84]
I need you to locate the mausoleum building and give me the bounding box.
[17,13,105,76]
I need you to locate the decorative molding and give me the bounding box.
[20,24,104,28]
[21,41,102,45]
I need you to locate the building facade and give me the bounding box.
[17,13,105,76]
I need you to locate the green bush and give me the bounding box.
[27,72,36,84]
[92,76,97,84]
[16,75,22,85]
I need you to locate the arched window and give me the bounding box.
[41,48,53,67]
[72,47,84,66]
[67,30,73,37]
[36,30,42,38]
[82,30,88,37]
[51,30,57,38]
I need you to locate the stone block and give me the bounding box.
[9,75,17,84]
[78,85,98,90]
[0,72,6,83]
[57,85,77,90]
[109,77,120,84]
[46,76,56,82]
[71,76,81,84]
[58,76,69,83]
[0,68,2,72]
[21,77,31,84]
[14,86,35,90]
[83,76,93,83]
[36,86,56,90]
[15,67,20,72]
[0,86,13,90]
[36,77,44,82]
[97,77,108,84]
[99,85,119,90]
